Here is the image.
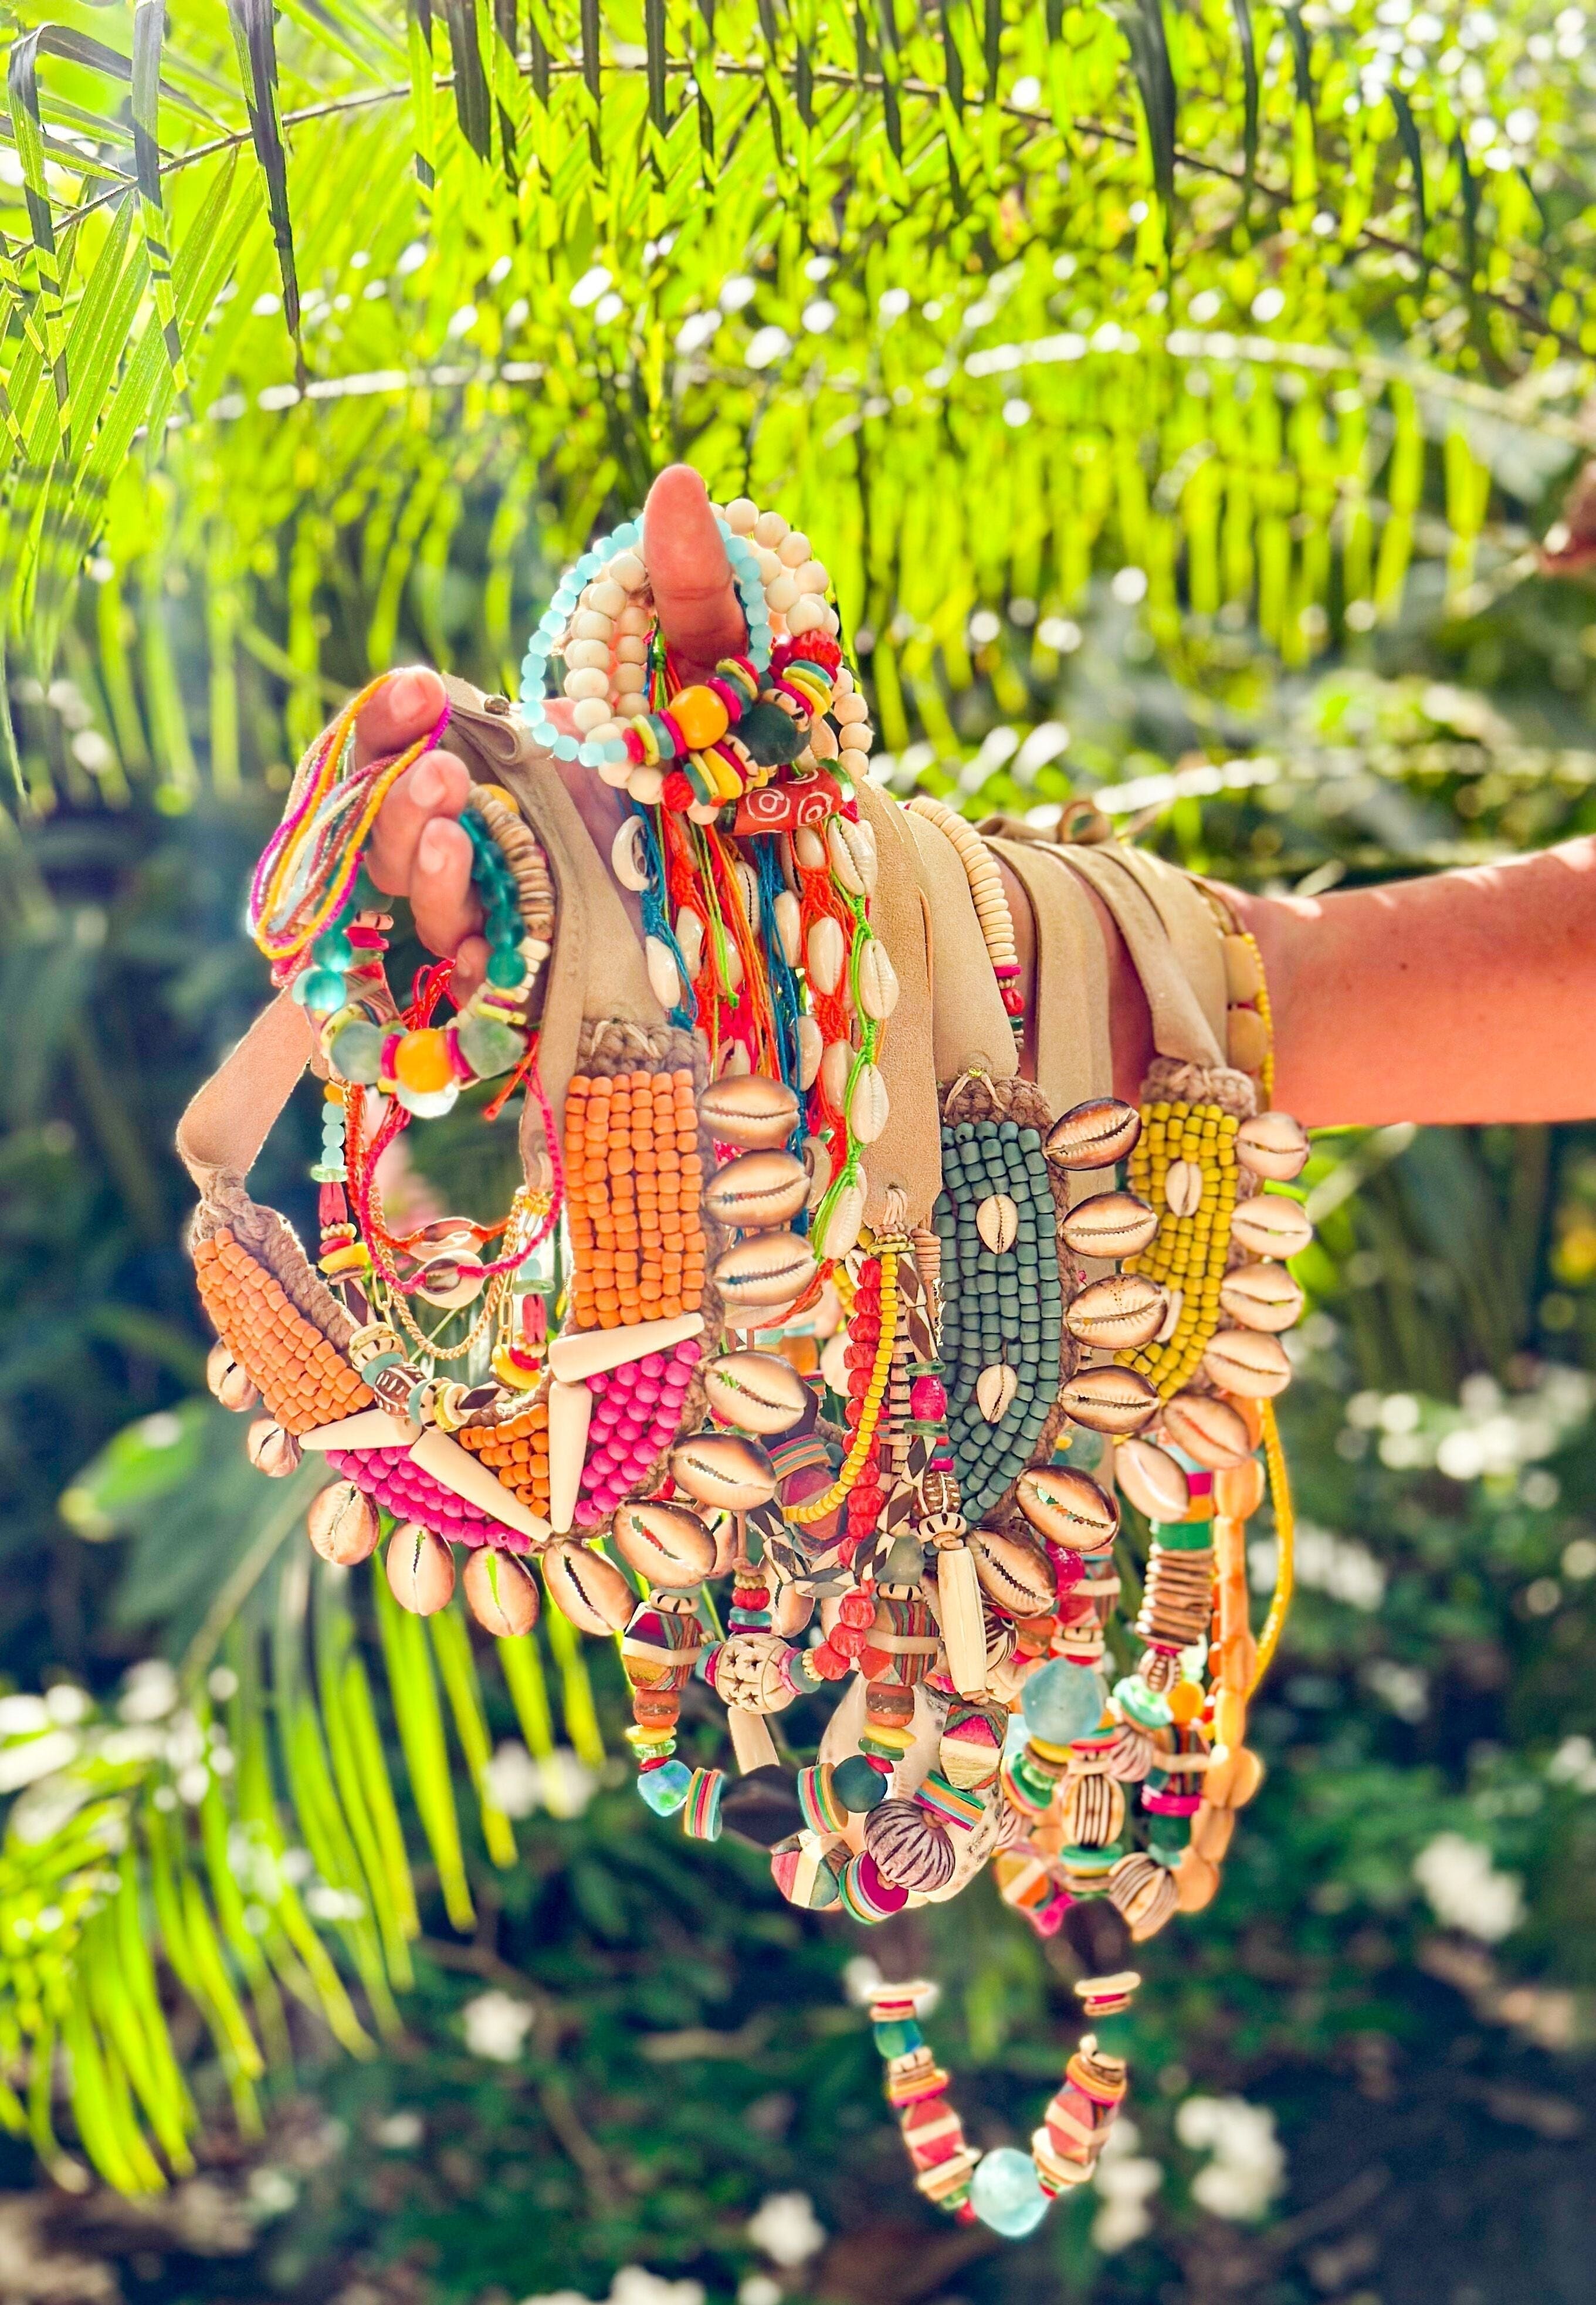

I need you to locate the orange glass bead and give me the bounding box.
[392,1028,455,1094]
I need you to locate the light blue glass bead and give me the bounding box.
[970,2147,1048,2239]
[553,734,579,761]
[612,521,639,547]
[639,1759,691,1815]
[1020,1658,1105,1744]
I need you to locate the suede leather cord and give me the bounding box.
[898,808,1018,1084]
[982,834,1113,1113]
[1052,841,1226,1071]
[435,677,667,1174]
[850,776,943,1227]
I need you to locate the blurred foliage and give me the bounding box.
[6,0,1596,817]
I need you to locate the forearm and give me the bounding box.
[1230,837,1596,1128]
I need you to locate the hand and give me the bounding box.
[354,466,746,991]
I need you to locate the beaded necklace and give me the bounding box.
[194,495,1313,2246]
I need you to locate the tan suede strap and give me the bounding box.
[176,989,316,1204]
[1056,842,1226,1070]
[984,836,1112,1111]
[1111,847,1229,1060]
[437,678,666,1165]
[852,778,943,1226]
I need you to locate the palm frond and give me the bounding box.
[0,1398,602,2192]
[0,0,1591,800]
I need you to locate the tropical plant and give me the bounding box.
[2,0,1595,811]
[4,0,1596,2291]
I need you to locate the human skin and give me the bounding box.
[345,464,1596,1132]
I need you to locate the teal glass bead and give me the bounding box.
[639,1759,692,1815]
[970,2146,1049,2238]
[1021,1658,1105,1744]
[871,2018,921,2058]
[314,929,353,970]
[486,946,527,990]
[1113,1674,1173,1730]
[833,1755,889,1812]
[298,967,348,1013]
[456,1013,524,1079]
[327,1019,385,1084]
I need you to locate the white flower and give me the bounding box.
[483,1739,544,1818]
[1176,2097,1285,2222]
[375,2111,423,2148]
[1092,2117,1161,2252]
[539,1749,598,1819]
[461,1989,535,2062]
[1414,1832,1524,1941]
[738,2280,781,2305]
[119,1659,179,1723]
[746,326,790,370]
[610,2272,705,2305]
[747,2191,825,2267]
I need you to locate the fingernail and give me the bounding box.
[388,668,430,719]
[410,758,443,808]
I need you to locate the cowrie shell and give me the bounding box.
[1219,1262,1304,1333]
[1164,1159,1203,1218]
[1045,1098,1142,1170]
[675,908,705,982]
[855,936,900,1021]
[669,1431,778,1511]
[794,825,827,872]
[816,1179,867,1262]
[975,1362,1019,1422]
[1112,1436,1191,1523]
[1059,1191,1160,1261]
[797,1015,824,1089]
[1236,1111,1311,1183]
[611,1500,720,1587]
[1160,1391,1252,1469]
[1231,1193,1313,1260]
[645,935,682,1011]
[1057,1364,1160,1436]
[1015,1465,1120,1553]
[1065,1271,1167,1350]
[976,1193,1019,1253]
[807,916,846,997]
[713,1231,818,1309]
[703,1150,810,1231]
[544,1540,635,1636]
[733,857,761,926]
[826,815,879,898]
[610,815,650,892]
[463,1549,541,1637]
[1201,1326,1292,1399]
[819,1038,853,1112]
[697,1074,799,1149]
[847,1062,889,1144]
[1156,1286,1184,1343]
[803,1134,832,1208]
[703,1350,810,1436]
[774,889,802,966]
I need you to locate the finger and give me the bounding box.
[450,933,489,1003]
[367,749,472,898]
[410,815,482,961]
[643,464,747,675]
[353,665,448,770]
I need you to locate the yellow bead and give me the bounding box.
[671,683,732,749]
